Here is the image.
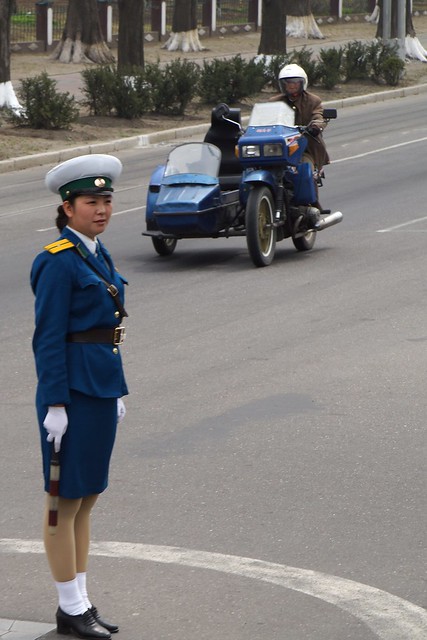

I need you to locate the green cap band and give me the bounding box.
[60,176,113,200]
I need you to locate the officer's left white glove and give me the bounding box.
[43,406,68,452]
[117,398,126,423]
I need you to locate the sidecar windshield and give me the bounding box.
[164,143,221,178]
[248,102,296,127]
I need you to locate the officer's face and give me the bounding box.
[63,195,113,239]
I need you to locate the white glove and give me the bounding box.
[43,406,68,453]
[117,398,126,423]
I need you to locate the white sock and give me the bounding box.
[55,577,87,616]
[76,571,92,609]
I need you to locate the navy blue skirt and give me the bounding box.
[37,389,117,499]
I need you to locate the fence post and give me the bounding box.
[151,0,161,39]
[97,0,112,42]
[202,0,213,35]
[36,0,52,50]
[247,0,258,28]
[329,0,343,18]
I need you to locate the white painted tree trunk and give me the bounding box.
[286,15,324,39]
[163,29,205,52]
[0,81,24,115]
[368,2,427,61]
[367,2,379,23]
[405,35,427,61]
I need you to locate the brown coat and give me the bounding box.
[269,90,330,169]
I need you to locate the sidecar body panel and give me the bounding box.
[153,179,228,235]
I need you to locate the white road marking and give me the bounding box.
[377,216,427,233]
[332,135,427,163]
[1,538,426,638]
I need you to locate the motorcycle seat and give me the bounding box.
[204,107,242,182]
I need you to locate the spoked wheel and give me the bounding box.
[292,229,316,252]
[152,237,178,256]
[245,186,276,267]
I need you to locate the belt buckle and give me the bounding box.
[113,326,126,346]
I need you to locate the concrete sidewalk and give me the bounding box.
[0,619,54,640]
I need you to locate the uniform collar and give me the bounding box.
[65,226,97,255]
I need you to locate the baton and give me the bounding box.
[48,447,60,535]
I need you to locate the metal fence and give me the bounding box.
[11,1,424,46]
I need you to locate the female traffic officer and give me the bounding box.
[269,63,330,212]
[31,154,128,639]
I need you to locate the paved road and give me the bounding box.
[0,94,426,639]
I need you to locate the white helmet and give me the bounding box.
[278,63,308,94]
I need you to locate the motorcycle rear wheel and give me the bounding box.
[245,186,276,267]
[292,230,316,252]
[152,237,178,256]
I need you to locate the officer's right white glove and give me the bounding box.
[117,397,126,423]
[43,406,68,453]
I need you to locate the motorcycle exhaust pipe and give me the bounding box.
[314,210,343,231]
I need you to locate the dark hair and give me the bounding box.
[55,205,68,232]
[55,194,77,231]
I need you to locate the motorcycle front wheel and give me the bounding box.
[245,186,276,267]
[292,230,316,252]
[152,237,178,256]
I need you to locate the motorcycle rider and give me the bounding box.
[269,63,330,214]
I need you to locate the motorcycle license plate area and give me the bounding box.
[238,102,306,167]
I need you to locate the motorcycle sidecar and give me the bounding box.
[143,141,245,256]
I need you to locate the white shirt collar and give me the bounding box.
[66,226,98,255]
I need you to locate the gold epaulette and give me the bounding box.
[44,239,75,254]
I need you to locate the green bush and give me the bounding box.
[14,72,78,129]
[145,59,200,115]
[366,40,405,85]
[81,65,117,116]
[199,55,265,104]
[317,46,344,89]
[343,40,370,82]
[382,55,405,86]
[113,69,152,119]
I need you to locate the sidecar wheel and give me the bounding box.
[292,230,316,252]
[245,186,276,267]
[152,237,177,256]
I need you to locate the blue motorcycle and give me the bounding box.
[143,101,342,267]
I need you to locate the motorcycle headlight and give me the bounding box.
[263,143,284,157]
[241,145,261,158]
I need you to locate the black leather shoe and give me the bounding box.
[89,606,119,633]
[56,607,111,638]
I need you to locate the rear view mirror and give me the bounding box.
[323,108,337,120]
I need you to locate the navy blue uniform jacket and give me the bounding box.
[31,227,128,406]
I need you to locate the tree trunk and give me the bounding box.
[163,0,204,52]
[51,0,115,64]
[375,0,427,61]
[117,0,144,70]
[258,0,287,54]
[286,0,324,39]
[0,0,23,113]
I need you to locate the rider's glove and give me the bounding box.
[43,406,68,452]
[306,125,321,137]
[117,398,126,423]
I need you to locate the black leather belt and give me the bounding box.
[67,326,126,346]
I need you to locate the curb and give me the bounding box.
[1,83,427,175]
